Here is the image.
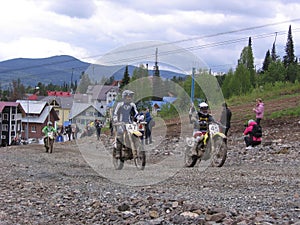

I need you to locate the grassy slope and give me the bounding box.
[227,82,300,123]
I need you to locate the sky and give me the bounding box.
[0,0,300,73]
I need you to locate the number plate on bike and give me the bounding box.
[125,123,138,132]
[209,124,219,135]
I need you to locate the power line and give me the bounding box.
[0,19,299,80]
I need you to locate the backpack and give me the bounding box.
[252,124,262,138]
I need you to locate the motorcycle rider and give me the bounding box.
[42,121,57,150]
[113,90,139,158]
[190,102,216,157]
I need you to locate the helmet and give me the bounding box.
[122,90,134,103]
[248,119,255,126]
[198,102,209,115]
[47,121,53,126]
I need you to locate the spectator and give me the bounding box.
[253,98,264,126]
[71,124,78,140]
[145,108,153,145]
[109,119,113,136]
[243,119,262,150]
[65,124,72,141]
[95,119,103,140]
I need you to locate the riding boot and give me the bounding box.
[191,144,198,157]
[197,149,205,158]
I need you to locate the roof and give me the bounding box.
[87,85,119,101]
[28,94,38,100]
[40,96,74,109]
[151,97,177,109]
[20,106,59,124]
[0,102,20,112]
[16,100,48,114]
[69,102,104,119]
[74,93,89,103]
[163,97,177,103]
[47,91,72,97]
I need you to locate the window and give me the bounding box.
[12,114,15,120]
[31,126,37,133]
[3,113,8,121]
[2,124,8,131]
[11,125,15,131]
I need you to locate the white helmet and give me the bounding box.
[122,90,134,103]
[47,121,53,126]
[199,102,208,109]
[198,102,209,115]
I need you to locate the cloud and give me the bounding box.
[46,0,96,18]
[0,0,299,73]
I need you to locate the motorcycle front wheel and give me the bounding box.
[134,145,146,170]
[184,145,198,167]
[113,141,124,170]
[210,135,227,167]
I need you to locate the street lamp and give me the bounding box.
[26,86,39,140]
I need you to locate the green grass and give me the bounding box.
[227,81,300,107]
[269,106,300,119]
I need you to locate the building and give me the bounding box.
[40,92,74,128]
[68,102,105,136]
[16,100,59,140]
[0,102,24,146]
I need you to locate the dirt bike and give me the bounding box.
[184,122,228,167]
[112,121,146,170]
[44,131,56,153]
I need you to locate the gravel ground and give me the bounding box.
[0,120,300,224]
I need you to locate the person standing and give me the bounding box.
[253,98,264,126]
[145,108,153,145]
[220,102,232,137]
[95,119,103,140]
[65,124,72,141]
[109,119,113,136]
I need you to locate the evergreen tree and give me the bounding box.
[238,38,255,86]
[262,60,285,84]
[221,69,234,98]
[262,50,271,73]
[271,42,278,61]
[120,65,130,88]
[283,25,295,68]
[132,64,148,81]
[77,72,91,93]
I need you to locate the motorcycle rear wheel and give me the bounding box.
[210,136,227,167]
[184,145,198,167]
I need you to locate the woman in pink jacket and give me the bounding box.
[244,120,262,150]
[253,98,264,126]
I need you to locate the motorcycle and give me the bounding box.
[113,121,146,170]
[44,131,56,153]
[184,122,228,167]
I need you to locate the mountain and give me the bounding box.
[0,55,187,88]
[0,55,89,88]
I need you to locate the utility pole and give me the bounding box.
[71,68,74,93]
[191,67,195,103]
